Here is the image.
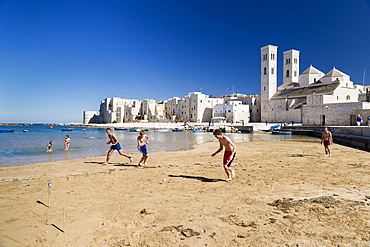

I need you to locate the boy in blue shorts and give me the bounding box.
[137,130,149,166]
[103,128,133,165]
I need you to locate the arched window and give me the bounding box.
[264,67,267,75]
[346,95,351,100]
[286,70,290,78]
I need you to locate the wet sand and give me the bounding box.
[0,141,369,246]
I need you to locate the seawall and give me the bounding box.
[281,125,370,151]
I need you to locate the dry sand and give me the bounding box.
[0,140,369,247]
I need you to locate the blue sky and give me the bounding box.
[1,0,370,123]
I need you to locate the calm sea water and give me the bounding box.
[0,125,318,167]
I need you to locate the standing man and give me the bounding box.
[137,130,149,166]
[321,127,333,157]
[211,129,237,181]
[356,114,363,126]
[103,128,133,165]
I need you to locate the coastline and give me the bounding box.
[1,141,370,246]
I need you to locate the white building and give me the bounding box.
[260,44,370,126]
[214,101,250,123]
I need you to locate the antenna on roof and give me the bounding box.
[363,69,366,86]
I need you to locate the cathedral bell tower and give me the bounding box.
[260,45,277,122]
[260,45,278,101]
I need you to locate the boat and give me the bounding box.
[61,128,73,131]
[23,130,29,132]
[154,128,171,132]
[172,128,184,132]
[114,128,129,131]
[269,124,281,131]
[0,129,15,133]
[272,131,292,135]
[129,128,149,132]
[191,129,203,132]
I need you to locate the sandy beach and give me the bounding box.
[0,140,369,246]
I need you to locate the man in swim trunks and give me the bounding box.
[211,128,237,181]
[137,130,149,166]
[103,128,133,165]
[321,127,333,157]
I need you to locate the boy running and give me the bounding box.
[137,130,149,166]
[103,128,133,165]
[321,127,333,157]
[211,129,237,181]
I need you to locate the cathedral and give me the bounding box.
[260,45,370,126]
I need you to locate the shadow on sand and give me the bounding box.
[168,174,225,183]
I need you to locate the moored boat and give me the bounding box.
[172,128,184,132]
[272,131,292,135]
[0,129,15,133]
[154,128,171,132]
[61,128,73,131]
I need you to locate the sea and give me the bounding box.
[0,125,319,167]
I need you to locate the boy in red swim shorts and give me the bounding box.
[211,129,237,181]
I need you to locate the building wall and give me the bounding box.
[83,111,98,124]
[302,102,370,126]
[262,99,302,123]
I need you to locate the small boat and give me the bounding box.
[269,124,281,131]
[154,128,170,132]
[0,129,15,133]
[172,128,184,132]
[23,130,29,132]
[61,128,73,131]
[129,128,149,132]
[272,131,292,135]
[114,128,129,131]
[191,129,203,132]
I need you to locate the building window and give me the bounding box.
[264,86,266,91]
[337,96,339,100]
[294,70,297,77]
[286,70,290,78]
[314,78,317,83]
[271,68,274,74]
[286,58,291,64]
[346,95,350,100]
[264,67,267,75]
[294,58,297,64]
[271,53,275,60]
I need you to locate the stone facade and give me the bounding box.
[260,44,370,126]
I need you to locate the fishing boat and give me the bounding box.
[154,128,171,132]
[0,129,15,133]
[129,128,149,132]
[172,128,184,132]
[61,128,73,131]
[272,131,292,135]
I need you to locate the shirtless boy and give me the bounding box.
[211,129,237,181]
[321,127,333,157]
[137,130,149,166]
[103,128,133,165]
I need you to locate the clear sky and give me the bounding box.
[1,0,370,123]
